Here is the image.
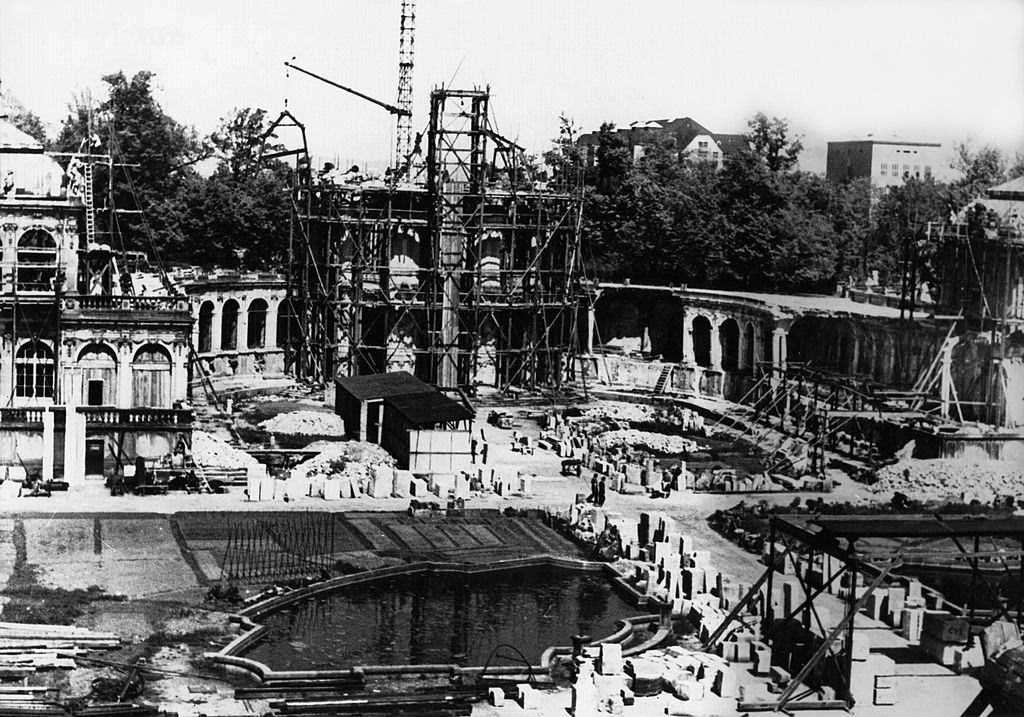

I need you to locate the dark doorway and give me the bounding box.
[87,379,104,406]
[367,401,382,444]
[85,439,105,476]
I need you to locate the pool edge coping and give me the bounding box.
[206,554,668,682]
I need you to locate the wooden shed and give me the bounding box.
[335,372,474,471]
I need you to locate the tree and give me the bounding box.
[541,114,586,187]
[744,112,803,172]
[176,108,292,268]
[53,71,205,257]
[1007,151,1024,181]
[210,107,277,181]
[952,141,1006,202]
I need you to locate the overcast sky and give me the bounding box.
[2,0,1022,173]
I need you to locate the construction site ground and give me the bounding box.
[0,396,988,716]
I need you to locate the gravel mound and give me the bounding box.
[872,458,1024,503]
[259,410,345,437]
[594,429,704,455]
[192,431,261,471]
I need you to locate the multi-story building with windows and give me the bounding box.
[825,137,952,188]
[0,110,192,484]
[576,117,747,169]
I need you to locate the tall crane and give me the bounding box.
[395,0,416,165]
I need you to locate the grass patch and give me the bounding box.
[1,584,125,625]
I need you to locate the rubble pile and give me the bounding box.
[595,429,705,456]
[192,431,262,471]
[583,403,658,423]
[291,441,396,486]
[872,458,1024,503]
[259,410,345,437]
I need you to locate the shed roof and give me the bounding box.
[384,390,473,427]
[336,371,435,401]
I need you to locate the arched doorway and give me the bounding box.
[78,343,118,406]
[17,230,58,292]
[692,315,712,368]
[198,301,214,353]
[15,341,55,399]
[720,318,740,371]
[247,298,268,348]
[221,299,239,351]
[132,344,172,408]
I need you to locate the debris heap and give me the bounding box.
[259,410,345,437]
[192,431,261,471]
[872,458,1024,503]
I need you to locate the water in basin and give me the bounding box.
[245,565,644,670]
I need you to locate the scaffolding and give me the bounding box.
[705,514,1024,712]
[278,87,584,392]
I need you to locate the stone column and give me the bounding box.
[752,325,765,370]
[172,342,188,404]
[237,297,249,352]
[117,342,133,409]
[587,304,597,355]
[939,336,960,419]
[849,332,861,375]
[211,298,223,352]
[190,301,201,353]
[772,326,789,371]
[709,313,724,371]
[265,300,279,349]
[63,368,85,485]
[42,409,54,482]
[0,335,13,406]
[682,308,696,364]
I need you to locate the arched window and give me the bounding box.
[15,341,55,399]
[221,299,239,351]
[17,230,58,292]
[247,298,268,349]
[198,301,215,353]
[78,344,118,406]
[132,344,172,408]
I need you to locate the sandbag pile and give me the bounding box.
[259,410,345,437]
[872,458,1024,503]
[595,429,705,456]
[192,430,262,471]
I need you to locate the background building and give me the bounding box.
[577,117,747,169]
[826,137,952,187]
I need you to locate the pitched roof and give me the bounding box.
[987,176,1024,200]
[712,133,749,156]
[336,371,435,401]
[384,390,474,427]
[0,118,43,152]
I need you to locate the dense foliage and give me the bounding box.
[559,114,1024,292]
[48,71,291,270]
[17,71,1024,283]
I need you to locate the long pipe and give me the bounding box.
[285,61,410,117]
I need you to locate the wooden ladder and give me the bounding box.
[83,163,96,245]
[653,365,672,394]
